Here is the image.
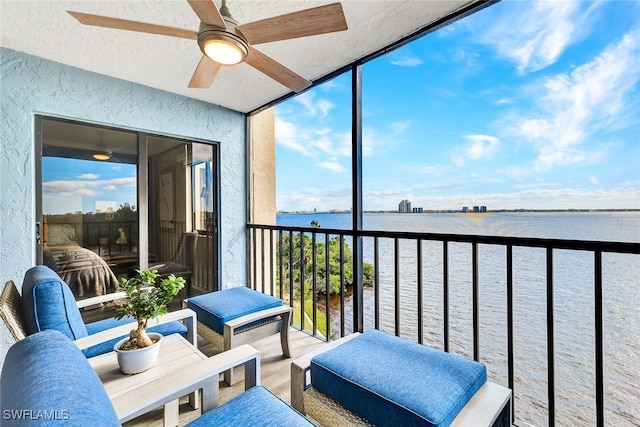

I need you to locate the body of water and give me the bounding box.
[277,211,640,426]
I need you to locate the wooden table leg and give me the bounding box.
[163,399,179,427]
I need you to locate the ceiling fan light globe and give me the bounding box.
[203,39,245,65]
[198,27,249,66]
[93,149,112,161]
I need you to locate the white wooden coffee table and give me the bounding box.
[89,333,209,426]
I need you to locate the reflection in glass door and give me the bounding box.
[192,143,219,292]
[37,117,219,300]
[39,118,138,299]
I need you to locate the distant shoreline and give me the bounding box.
[278,209,640,214]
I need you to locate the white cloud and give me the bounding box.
[43,176,136,197]
[451,134,500,166]
[513,27,640,171]
[362,121,410,157]
[316,162,345,173]
[481,0,600,73]
[390,56,423,67]
[77,173,99,180]
[590,176,600,185]
[275,117,313,156]
[495,98,513,105]
[294,91,335,118]
[465,135,500,160]
[498,165,532,179]
[275,117,352,158]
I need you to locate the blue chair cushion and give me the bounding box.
[1,330,119,426]
[83,317,188,358]
[186,287,283,335]
[310,329,487,427]
[21,265,89,340]
[186,385,313,427]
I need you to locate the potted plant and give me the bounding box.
[113,269,185,374]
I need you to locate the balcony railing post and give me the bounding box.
[417,239,423,345]
[546,247,555,426]
[374,236,380,330]
[269,229,274,296]
[289,230,294,309]
[339,234,345,337]
[300,231,306,332]
[507,244,515,425]
[595,250,604,427]
[325,233,331,341]
[278,230,284,299]
[443,240,449,353]
[473,242,479,362]
[352,233,363,334]
[311,232,317,336]
[260,228,265,293]
[395,238,401,337]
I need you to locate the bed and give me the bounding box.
[43,224,119,299]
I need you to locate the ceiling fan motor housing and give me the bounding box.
[197,19,249,64]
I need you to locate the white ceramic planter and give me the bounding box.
[113,332,163,374]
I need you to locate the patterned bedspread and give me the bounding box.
[44,245,119,299]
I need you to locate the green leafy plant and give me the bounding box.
[114,269,185,350]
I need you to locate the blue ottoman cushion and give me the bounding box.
[83,317,188,358]
[186,385,313,427]
[21,265,89,340]
[186,287,283,334]
[1,330,119,426]
[310,329,487,427]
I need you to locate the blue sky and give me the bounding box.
[274,0,640,212]
[43,158,136,215]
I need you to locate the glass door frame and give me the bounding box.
[34,114,221,292]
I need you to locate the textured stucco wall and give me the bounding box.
[0,47,247,366]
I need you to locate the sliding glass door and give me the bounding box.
[36,116,219,299]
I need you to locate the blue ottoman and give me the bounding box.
[185,287,292,384]
[187,385,312,427]
[310,330,489,427]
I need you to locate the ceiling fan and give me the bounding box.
[92,130,112,161]
[67,0,348,93]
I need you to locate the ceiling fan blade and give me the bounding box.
[245,48,311,93]
[67,11,197,40]
[238,2,347,45]
[188,55,221,88]
[186,0,226,28]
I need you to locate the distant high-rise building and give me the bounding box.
[480,206,487,212]
[399,199,412,213]
[462,206,469,213]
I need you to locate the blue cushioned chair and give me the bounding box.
[1,330,313,426]
[185,286,293,385]
[292,330,512,427]
[21,265,196,357]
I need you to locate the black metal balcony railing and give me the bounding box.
[246,223,640,427]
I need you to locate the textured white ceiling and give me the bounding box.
[1,0,485,113]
